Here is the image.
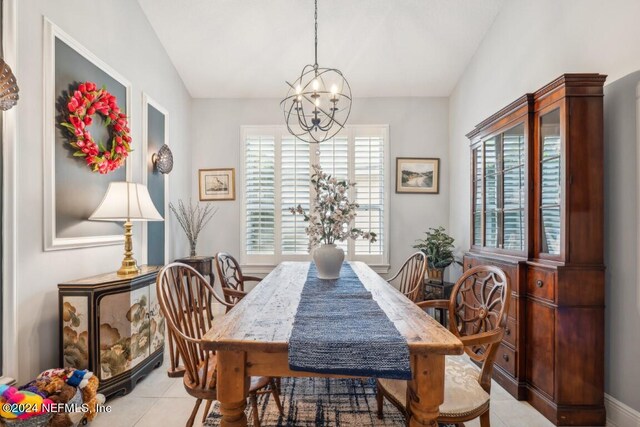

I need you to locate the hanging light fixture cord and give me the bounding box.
[314,0,318,68]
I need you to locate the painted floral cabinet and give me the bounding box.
[58,266,164,398]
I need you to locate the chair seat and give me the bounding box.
[378,354,490,418]
[183,353,271,395]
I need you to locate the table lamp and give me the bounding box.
[89,182,163,276]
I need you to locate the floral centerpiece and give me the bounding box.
[291,165,377,279]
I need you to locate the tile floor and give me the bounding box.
[91,352,554,427]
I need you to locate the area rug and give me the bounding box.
[204,377,407,426]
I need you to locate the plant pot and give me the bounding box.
[427,266,444,284]
[313,244,345,279]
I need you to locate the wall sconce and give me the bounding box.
[152,144,173,174]
[0,58,19,111]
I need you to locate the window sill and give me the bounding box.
[241,263,391,276]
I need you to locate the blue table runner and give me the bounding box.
[288,263,412,380]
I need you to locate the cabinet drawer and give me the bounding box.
[503,317,517,347]
[495,342,516,377]
[527,268,555,301]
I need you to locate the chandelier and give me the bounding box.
[281,0,352,144]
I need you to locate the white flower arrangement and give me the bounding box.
[290,164,377,251]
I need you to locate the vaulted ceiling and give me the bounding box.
[138,0,504,98]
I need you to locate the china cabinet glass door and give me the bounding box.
[471,123,526,252]
[539,108,562,256]
[502,124,526,251]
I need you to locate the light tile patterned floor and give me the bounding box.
[91,351,554,427]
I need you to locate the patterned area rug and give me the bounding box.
[204,377,407,426]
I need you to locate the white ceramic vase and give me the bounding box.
[313,243,345,279]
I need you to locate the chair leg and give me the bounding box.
[376,382,384,419]
[250,392,260,427]
[186,398,202,427]
[480,410,490,427]
[269,379,284,416]
[201,399,214,423]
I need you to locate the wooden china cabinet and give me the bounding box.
[464,74,606,426]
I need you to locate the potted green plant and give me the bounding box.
[413,226,455,283]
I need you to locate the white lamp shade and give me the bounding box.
[89,182,163,222]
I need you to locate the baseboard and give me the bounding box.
[606,394,640,427]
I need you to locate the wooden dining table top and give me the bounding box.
[202,261,463,356]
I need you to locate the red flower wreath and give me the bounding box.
[60,81,132,174]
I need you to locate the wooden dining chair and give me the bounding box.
[214,252,262,312]
[387,252,428,302]
[376,265,510,427]
[157,263,283,427]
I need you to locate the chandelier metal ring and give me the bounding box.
[281,0,352,144]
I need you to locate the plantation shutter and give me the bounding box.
[318,136,350,253]
[245,135,276,255]
[241,126,388,269]
[354,136,384,255]
[281,137,310,254]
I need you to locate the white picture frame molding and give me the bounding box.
[637,81,640,315]
[42,18,132,251]
[2,0,19,382]
[141,93,170,265]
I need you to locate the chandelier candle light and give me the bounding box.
[281,0,352,144]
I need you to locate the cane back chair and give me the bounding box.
[377,265,510,426]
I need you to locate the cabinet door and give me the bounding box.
[128,286,152,369]
[502,123,526,252]
[536,104,564,259]
[526,300,555,398]
[99,291,134,380]
[472,147,483,247]
[484,137,499,248]
[471,122,526,253]
[148,282,166,354]
[61,295,90,370]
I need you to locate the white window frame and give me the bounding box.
[240,125,390,274]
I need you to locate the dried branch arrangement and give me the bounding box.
[169,199,218,257]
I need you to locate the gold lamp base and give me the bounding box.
[117,221,141,277]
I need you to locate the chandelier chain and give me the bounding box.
[314,0,318,68]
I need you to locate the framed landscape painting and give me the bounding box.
[199,168,236,201]
[396,157,440,194]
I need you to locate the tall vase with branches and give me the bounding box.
[169,199,217,257]
[290,164,377,279]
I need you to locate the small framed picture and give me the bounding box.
[396,158,440,194]
[199,168,236,201]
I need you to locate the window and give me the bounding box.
[241,126,389,269]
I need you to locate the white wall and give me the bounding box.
[14,0,192,382]
[447,0,640,413]
[190,97,449,278]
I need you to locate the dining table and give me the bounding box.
[202,261,464,427]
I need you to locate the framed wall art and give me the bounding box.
[396,157,440,194]
[199,168,235,201]
[43,18,132,251]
